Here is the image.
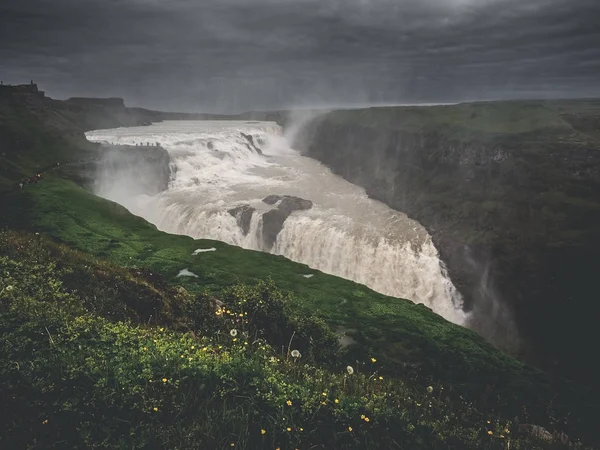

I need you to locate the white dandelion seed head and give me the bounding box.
[230,329,238,337]
[291,349,301,358]
[346,366,354,375]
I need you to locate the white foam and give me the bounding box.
[177,268,199,278]
[87,120,469,325]
[193,248,217,254]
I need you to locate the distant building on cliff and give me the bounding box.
[0,82,45,98]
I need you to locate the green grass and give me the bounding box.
[0,230,589,449]
[323,101,572,138]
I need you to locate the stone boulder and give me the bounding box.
[260,195,313,249]
[228,205,256,236]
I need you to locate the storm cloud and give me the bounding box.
[1,0,599,112]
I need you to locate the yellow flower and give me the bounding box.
[286,400,292,406]
[371,357,376,363]
[143,347,148,351]
[300,428,303,432]
[239,313,243,317]
[427,386,434,393]
[348,426,353,432]
[261,429,266,435]
[159,327,164,332]
[322,392,327,396]
[487,420,491,424]
[180,355,184,358]
[488,431,493,435]
[379,376,383,380]
[162,378,168,383]
[364,417,370,422]
[42,419,48,425]
[361,414,365,419]
[191,346,195,350]
[153,407,158,412]
[321,401,326,405]
[287,427,291,432]
[334,399,339,404]
[230,444,235,447]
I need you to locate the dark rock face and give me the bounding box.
[261,195,313,249]
[228,205,256,236]
[292,105,600,386]
[241,132,263,155]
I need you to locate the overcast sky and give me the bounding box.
[1,0,599,112]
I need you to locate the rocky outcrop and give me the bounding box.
[292,102,600,386]
[228,205,256,236]
[241,132,263,155]
[261,195,313,249]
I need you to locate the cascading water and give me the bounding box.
[87,120,468,325]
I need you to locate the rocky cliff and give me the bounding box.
[292,100,600,385]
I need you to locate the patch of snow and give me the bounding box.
[302,274,314,278]
[193,248,217,255]
[177,268,199,278]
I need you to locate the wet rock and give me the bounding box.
[261,195,313,249]
[241,132,263,155]
[228,205,256,236]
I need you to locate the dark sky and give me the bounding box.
[1,0,599,113]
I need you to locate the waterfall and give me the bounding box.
[87,120,468,325]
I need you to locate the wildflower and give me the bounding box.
[143,347,148,351]
[348,426,353,432]
[162,378,168,383]
[291,349,301,358]
[334,399,339,404]
[239,313,243,317]
[191,345,195,350]
[322,392,327,397]
[416,403,421,407]
[159,327,164,332]
[379,376,383,380]
[261,429,266,435]
[371,357,376,363]
[230,444,235,447]
[346,366,354,375]
[180,355,184,358]
[153,407,159,412]
[488,431,493,435]
[321,401,326,405]
[215,310,222,316]
[5,285,14,292]
[42,419,48,425]
[427,386,434,394]
[286,400,292,406]
[230,329,238,337]
[365,417,370,422]
[487,420,491,424]
[300,428,303,432]
[500,435,505,439]
[361,415,365,419]
[270,356,277,363]
[287,427,291,432]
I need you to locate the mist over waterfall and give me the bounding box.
[87,121,468,325]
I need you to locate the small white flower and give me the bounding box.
[291,349,301,358]
[230,329,238,337]
[427,386,434,394]
[269,356,277,363]
[5,285,14,292]
[346,365,354,375]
